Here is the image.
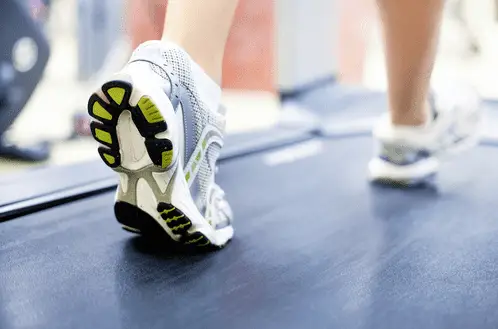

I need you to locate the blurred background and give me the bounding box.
[2,0,498,175]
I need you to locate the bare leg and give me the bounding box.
[377,0,444,126]
[162,0,240,83]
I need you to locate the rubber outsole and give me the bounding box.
[88,80,171,169]
[370,174,437,188]
[88,80,225,250]
[369,130,480,188]
[114,202,219,251]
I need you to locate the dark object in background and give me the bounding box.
[0,0,51,161]
[0,138,50,162]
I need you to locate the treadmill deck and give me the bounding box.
[1,136,498,329]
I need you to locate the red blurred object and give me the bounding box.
[29,0,49,22]
[222,0,274,91]
[338,0,374,85]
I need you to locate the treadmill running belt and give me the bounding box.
[0,126,313,210]
[1,136,498,329]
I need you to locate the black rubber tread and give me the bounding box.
[90,121,117,149]
[87,80,170,170]
[87,93,119,125]
[130,99,167,138]
[144,138,174,169]
[97,147,121,169]
[101,80,132,110]
[116,201,224,251]
[157,202,222,250]
[115,201,176,244]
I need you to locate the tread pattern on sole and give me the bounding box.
[115,202,220,251]
[115,202,175,243]
[158,202,215,249]
[87,80,173,170]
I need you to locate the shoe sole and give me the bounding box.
[368,157,439,187]
[88,79,232,250]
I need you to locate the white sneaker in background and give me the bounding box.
[369,86,483,185]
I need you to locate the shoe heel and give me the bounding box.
[88,79,175,171]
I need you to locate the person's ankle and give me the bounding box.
[390,101,433,127]
[391,115,427,127]
[160,37,223,84]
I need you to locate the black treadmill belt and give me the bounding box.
[0,161,113,208]
[2,136,498,329]
[0,126,313,211]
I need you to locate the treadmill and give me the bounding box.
[2,1,498,328]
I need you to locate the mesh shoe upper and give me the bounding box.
[160,47,225,207]
[128,41,229,226]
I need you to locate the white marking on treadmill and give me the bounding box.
[264,140,323,166]
[324,117,377,134]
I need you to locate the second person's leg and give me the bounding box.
[378,0,443,126]
[369,0,482,184]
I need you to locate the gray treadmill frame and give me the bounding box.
[0,128,315,221]
[275,0,339,93]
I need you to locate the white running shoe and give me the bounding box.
[87,41,233,249]
[368,87,483,186]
